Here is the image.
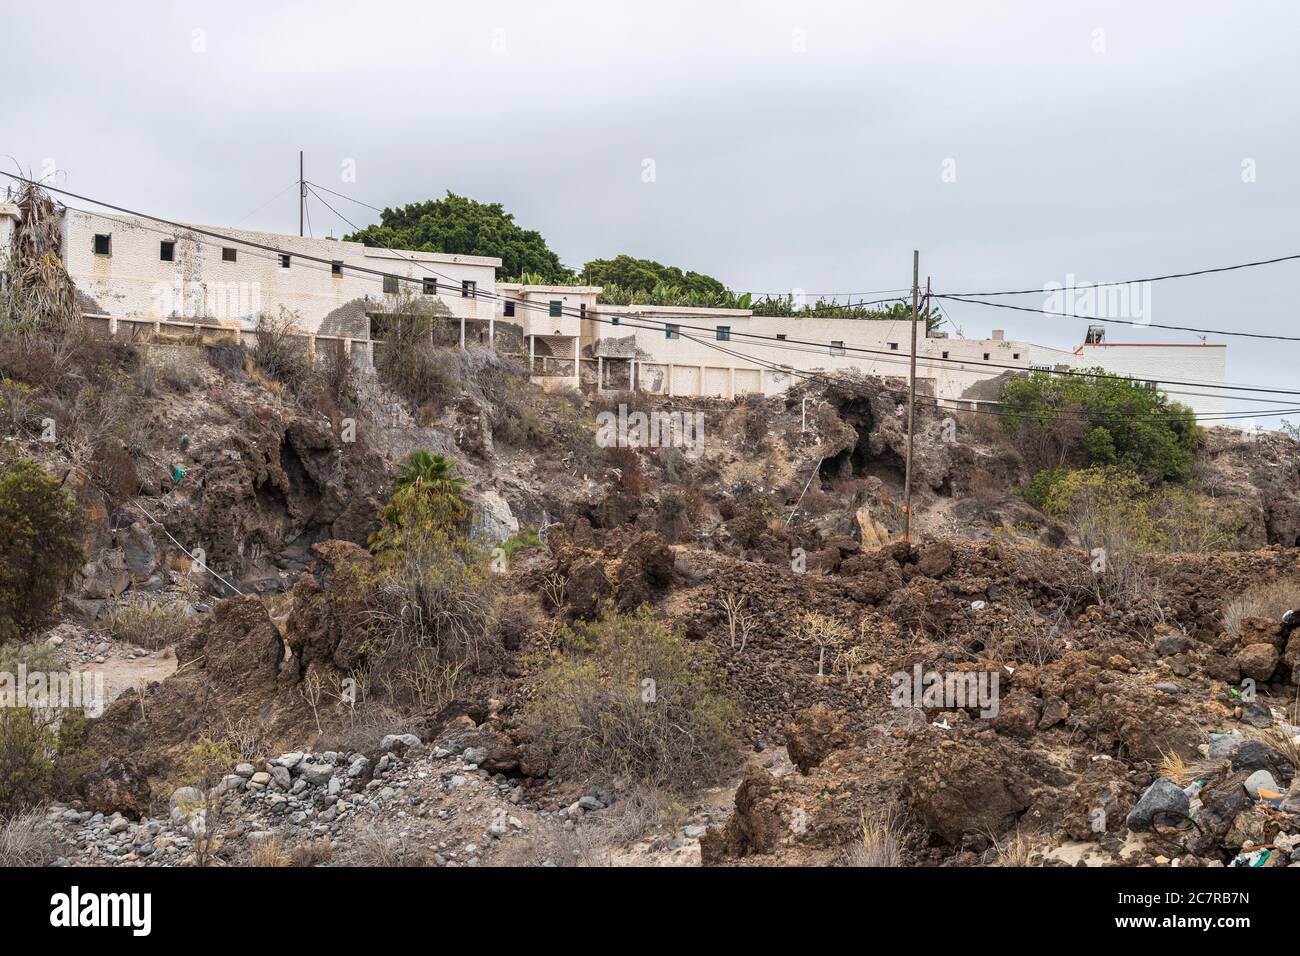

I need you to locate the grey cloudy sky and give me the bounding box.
[2,1,1299,418]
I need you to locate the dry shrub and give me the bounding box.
[523,604,740,792]
[253,308,316,400]
[101,597,191,648]
[979,594,1065,667]
[349,824,432,866]
[368,531,499,666]
[0,809,62,867]
[1222,578,1300,635]
[494,788,683,868]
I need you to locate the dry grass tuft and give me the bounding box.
[0,809,62,867]
[1222,578,1300,635]
[1157,748,1192,787]
[842,806,906,867]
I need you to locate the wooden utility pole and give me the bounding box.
[903,250,919,543]
[299,150,305,237]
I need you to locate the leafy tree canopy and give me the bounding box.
[581,255,728,298]
[345,193,572,283]
[999,369,1198,484]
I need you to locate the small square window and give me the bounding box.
[462,280,476,298]
[160,240,175,262]
[665,324,680,339]
[222,247,236,262]
[888,342,898,350]
[383,276,398,294]
[549,299,562,317]
[93,234,112,256]
[331,261,342,278]
[830,341,846,356]
[611,314,620,326]
[942,351,949,359]
[1013,353,1020,360]
[716,326,731,342]
[503,301,515,317]
[280,254,291,269]
[983,353,990,361]
[776,333,787,341]
[579,303,587,318]
[423,277,437,295]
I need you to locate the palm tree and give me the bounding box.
[393,450,467,523]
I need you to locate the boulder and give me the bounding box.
[1125,778,1189,832]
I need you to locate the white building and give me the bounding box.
[0,202,1226,415]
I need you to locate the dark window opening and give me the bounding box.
[776,333,787,340]
[942,351,949,359]
[383,276,398,294]
[222,247,236,262]
[1013,352,1020,360]
[889,342,898,350]
[830,341,846,356]
[716,326,731,341]
[504,301,515,317]
[579,303,587,318]
[423,277,437,295]
[93,234,112,256]
[159,240,175,262]
[983,352,990,361]
[666,324,679,339]
[462,280,476,298]
[331,260,342,277]
[280,254,291,268]
[549,299,562,317]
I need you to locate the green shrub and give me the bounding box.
[370,451,468,555]
[1000,369,1197,483]
[0,708,55,816]
[524,604,740,792]
[0,458,83,644]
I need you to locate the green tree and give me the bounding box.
[346,193,571,282]
[582,255,728,298]
[371,451,468,555]
[1000,369,1197,483]
[0,458,83,644]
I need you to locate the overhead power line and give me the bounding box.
[936,293,1300,343]
[942,251,1300,298]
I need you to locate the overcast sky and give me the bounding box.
[2,1,1298,420]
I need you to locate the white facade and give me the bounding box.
[58,208,500,340]
[0,202,1227,414]
[578,305,1226,416]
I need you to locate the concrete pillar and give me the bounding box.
[667,363,674,397]
[367,341,375,370]
[489,313,495,347]
[597,356,603,391]
[631,360,637,393]
[459,316,466,350]
[529,335,535,375]
[729,366,736,400]
[573,336,580,386]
